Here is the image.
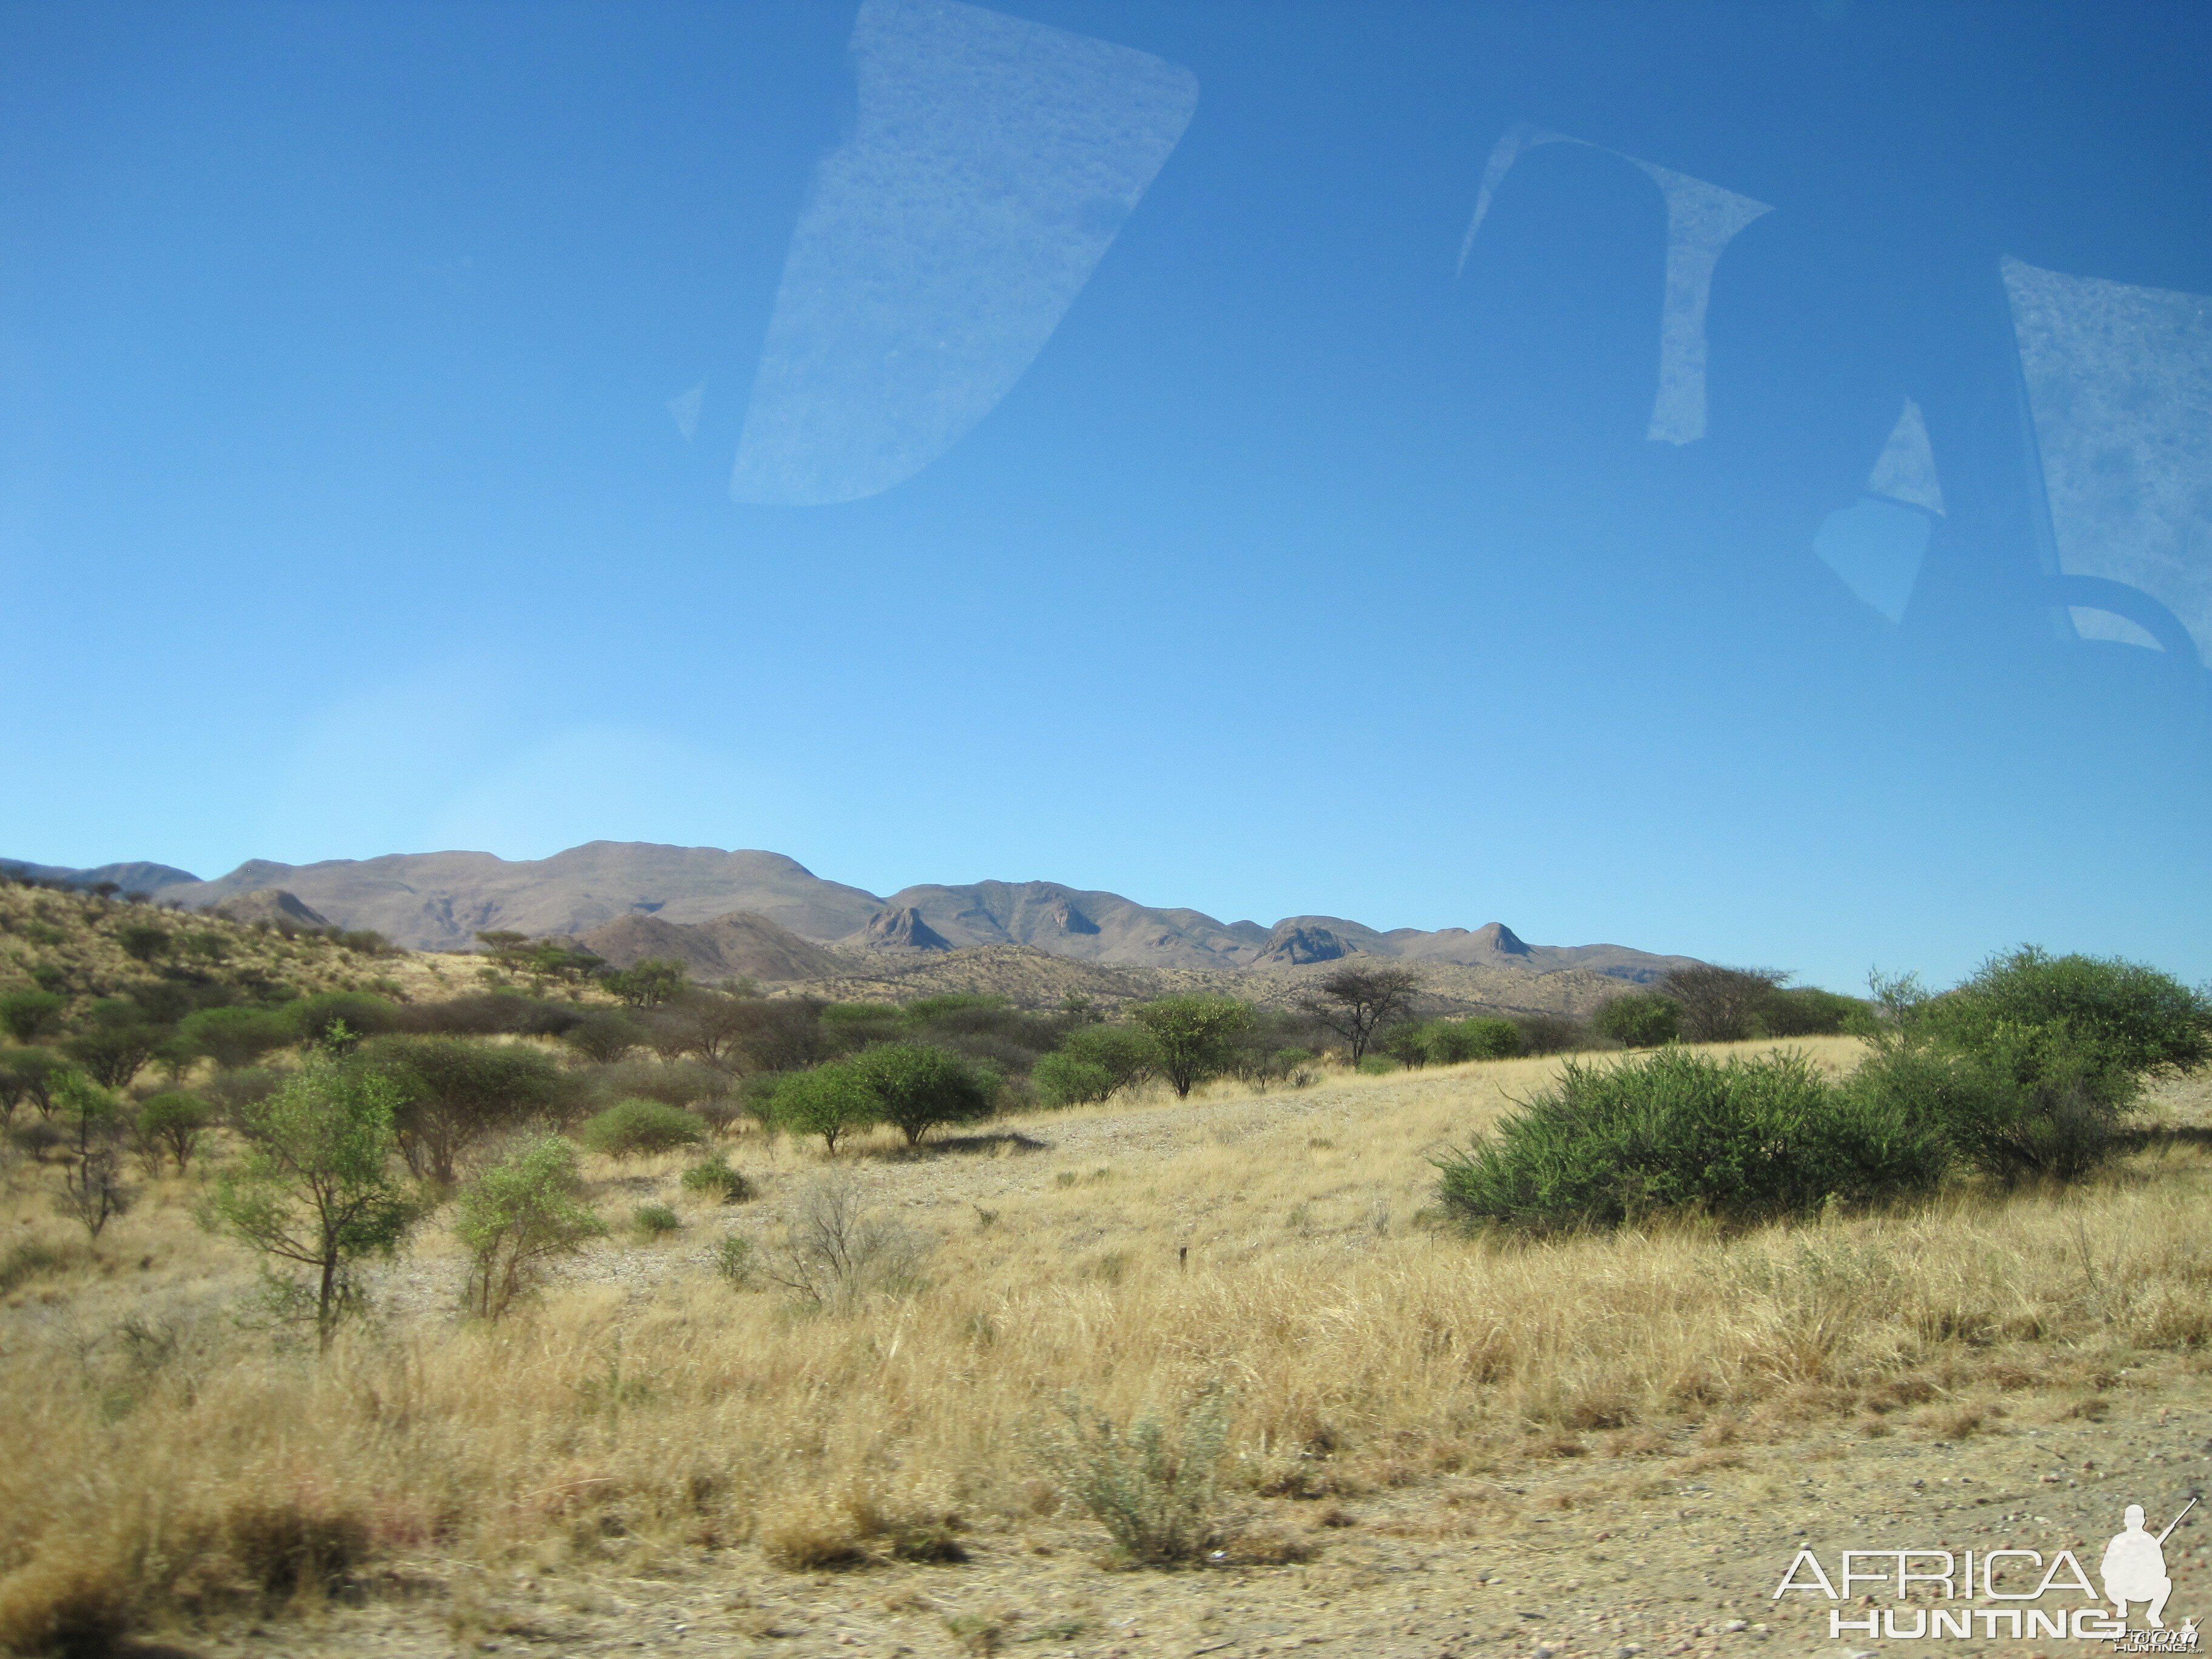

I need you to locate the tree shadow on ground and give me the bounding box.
[870,1130,1049,1162]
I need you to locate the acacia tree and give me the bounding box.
[358,1035,566,1184]
[201,1044,420,1349]
[1660,965,1788,1043]
[1297,965,1421,1062]
[851,1042,997,1146]
[1130,997,1255,1098]
[0,1048,65,1124]
[0,988,65,1044]
[600,959,685,1009]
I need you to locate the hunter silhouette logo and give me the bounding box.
[1774,1499,2201,1647]
[2106,1500,2198,1643]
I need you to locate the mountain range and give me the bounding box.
[2,841,1696,988]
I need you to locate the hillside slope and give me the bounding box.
[579,910,847,984]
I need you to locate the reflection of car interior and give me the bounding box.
[1454,120,2210,688]
[2048,575,2202,667]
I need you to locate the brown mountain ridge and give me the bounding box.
[9,840,1697,986]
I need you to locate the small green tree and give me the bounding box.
[575,1097,709,1161]
[53,1067,133,1239]
[0,1046,64,1120]
[64,1021,163,1090]
[1033,1052,1116,1107]
[0,988,65,1045]
[1591,993,1680,1048]
[452,1134,605,1320]
[135,1090,213,1173]
[357,1035,568,1185]
[1057,1025,1160,1094]
[1130,997,1254,1098]
[563,1009,643,1065]
[1855,950,2212,1182]
[600,959,686,1009]
[201,1048,420,1349]
[851,1042,997,1146]
[1756,985,1861,1037]
[1921,947,2212,1097]
[765,1064,879,1154]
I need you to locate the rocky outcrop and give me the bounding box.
[856,905,953,951]
[1255,923,1359,967]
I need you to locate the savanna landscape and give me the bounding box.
[3,870,2211,1659]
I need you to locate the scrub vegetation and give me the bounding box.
[2,876,2210,1656]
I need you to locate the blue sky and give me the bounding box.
[4,0,2210,992]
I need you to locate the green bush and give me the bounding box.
[1435,1048,1946,1233]
[1057,1025,1159,1094]
[1355,1054,1397,1075]
[1863,948,2212,1183]
[1851,1040,2113,1183]
[712,1234,756,1287]
[577,1098,709,1161]
[680,1153,755,1203]
[0,988,65,1045]
[1758,986,1861,1037]
[1917,947,2211,1103]
[1590,993,1680,1049]
[1512,1013,1590,1056]
[1033,1052,1116,1107]
[453,1134,605,1319]
[133,1090,212,1173]
[850,1043,997,1146]
[178,1005,295,1070]
[1130,997,1253,1098]
[633,1202,683,1238]
[563,1010,643,1064]
[285,991,399,1047]
[1396,1016,1526,1065]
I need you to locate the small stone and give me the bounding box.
[1724,1620,1747,1633]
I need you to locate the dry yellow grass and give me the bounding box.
[4,1037,2210,1649]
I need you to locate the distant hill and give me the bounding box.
[7,841,1697,988]
[139,843,882,950]
[579,910,845,984]
[0,857,202,896]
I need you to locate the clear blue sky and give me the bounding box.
[4,0,2210,993]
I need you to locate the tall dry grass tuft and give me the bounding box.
[3,1039,2210,1639]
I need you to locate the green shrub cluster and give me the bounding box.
[1435,1048,1943,1232]
[1438,947,2212,1232]
[1858,948,2212,1182]
[680,1153,754,1203]
[1384,1016,1524,1068]
[576,1098,709,1161]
